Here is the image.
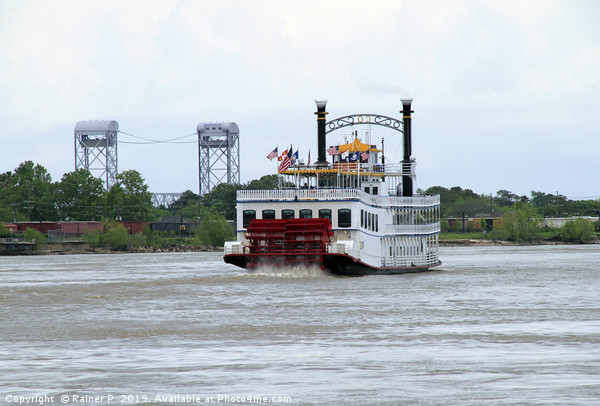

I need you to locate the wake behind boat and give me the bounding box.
[224,99,441,276]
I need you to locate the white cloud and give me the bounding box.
[1,0,599,198]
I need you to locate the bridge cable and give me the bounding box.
[117,131,197,144]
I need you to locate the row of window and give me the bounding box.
[242,208,352,228]
[360,209,379,232]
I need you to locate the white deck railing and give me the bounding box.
[384,223,441,235]
[237,189,440,208]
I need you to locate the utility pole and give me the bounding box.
[543,194,546,218]
[26,182,31,221]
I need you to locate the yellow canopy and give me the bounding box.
[338,138,372,153]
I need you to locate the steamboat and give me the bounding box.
[224,99,441,276]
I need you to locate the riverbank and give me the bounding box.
[2,236,596,256]
[439,239,569,247]
[13,238,600,255]
[24,241,222,255]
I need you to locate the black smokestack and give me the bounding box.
[315,100,328,166]
[401,98,414,197]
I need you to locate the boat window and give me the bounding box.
[364,187,370,194]
[281,209,295,219]
[360,209,364,228]
[319,209,332,222]
[372,187,378,195]
[262,209,275,219]
[338,208,351,228]
[299,209,313,219]
[368,212,372,230]
[242,210,256,228]
[375,214,378,232]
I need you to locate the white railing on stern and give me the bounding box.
[384,223,441,235]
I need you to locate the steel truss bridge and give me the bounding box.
[152,193,182,208]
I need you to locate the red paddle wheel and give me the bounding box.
[243,218,333,269]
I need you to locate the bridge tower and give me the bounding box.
[74,120,119,190]
[197,122,240,196]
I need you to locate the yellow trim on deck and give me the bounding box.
[280,167,401,177]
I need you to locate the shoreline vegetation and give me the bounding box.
[2,160,599,256]
[4,231,597,256]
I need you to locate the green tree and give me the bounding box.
[448,197,492,217]
[0,161,58,221]
[452,218,463,232]
[424,186,481,217]
[440,218,450,232]
[104,170,154,221]
[83,229,103,250]
[501,201,543,242]
[55,169,105,220]
[530,191,568,217]
[201,183,238,220]
[494,189,525,209]
[564,199,600,216]
[194,207,234,247]
[24,227,46,246]
[102,220,129,250]
[480,217,487,231]
[0,223,10,237]
[243,174,279,190]
[168,190,202,220]
[560,218,594,243]
[466,220,475,232]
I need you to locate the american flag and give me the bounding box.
[307,149,311,166]
[327,145,339,155]
[266,147,278,160]
[278,147,293,172]
[361,151,369,161]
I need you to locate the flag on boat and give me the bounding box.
[361,151,369,161]
[349,151,359,162]
[292,150,299,163]
[278,147,293,172]
[307,149,311,166]
[266,147,278,160]
[327,145,339,155]
[278,148,288,161]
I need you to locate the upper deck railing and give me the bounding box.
[237,189,440,208]
[282,162,412,176]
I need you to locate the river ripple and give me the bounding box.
[1,245,599,405]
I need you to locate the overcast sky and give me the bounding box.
[1,0,599,199]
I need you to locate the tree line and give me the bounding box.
[0,161,153,222]
[422,186,599,218]
[0,160,283,223]
[2,161,597,247]
[0,161,281,248]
